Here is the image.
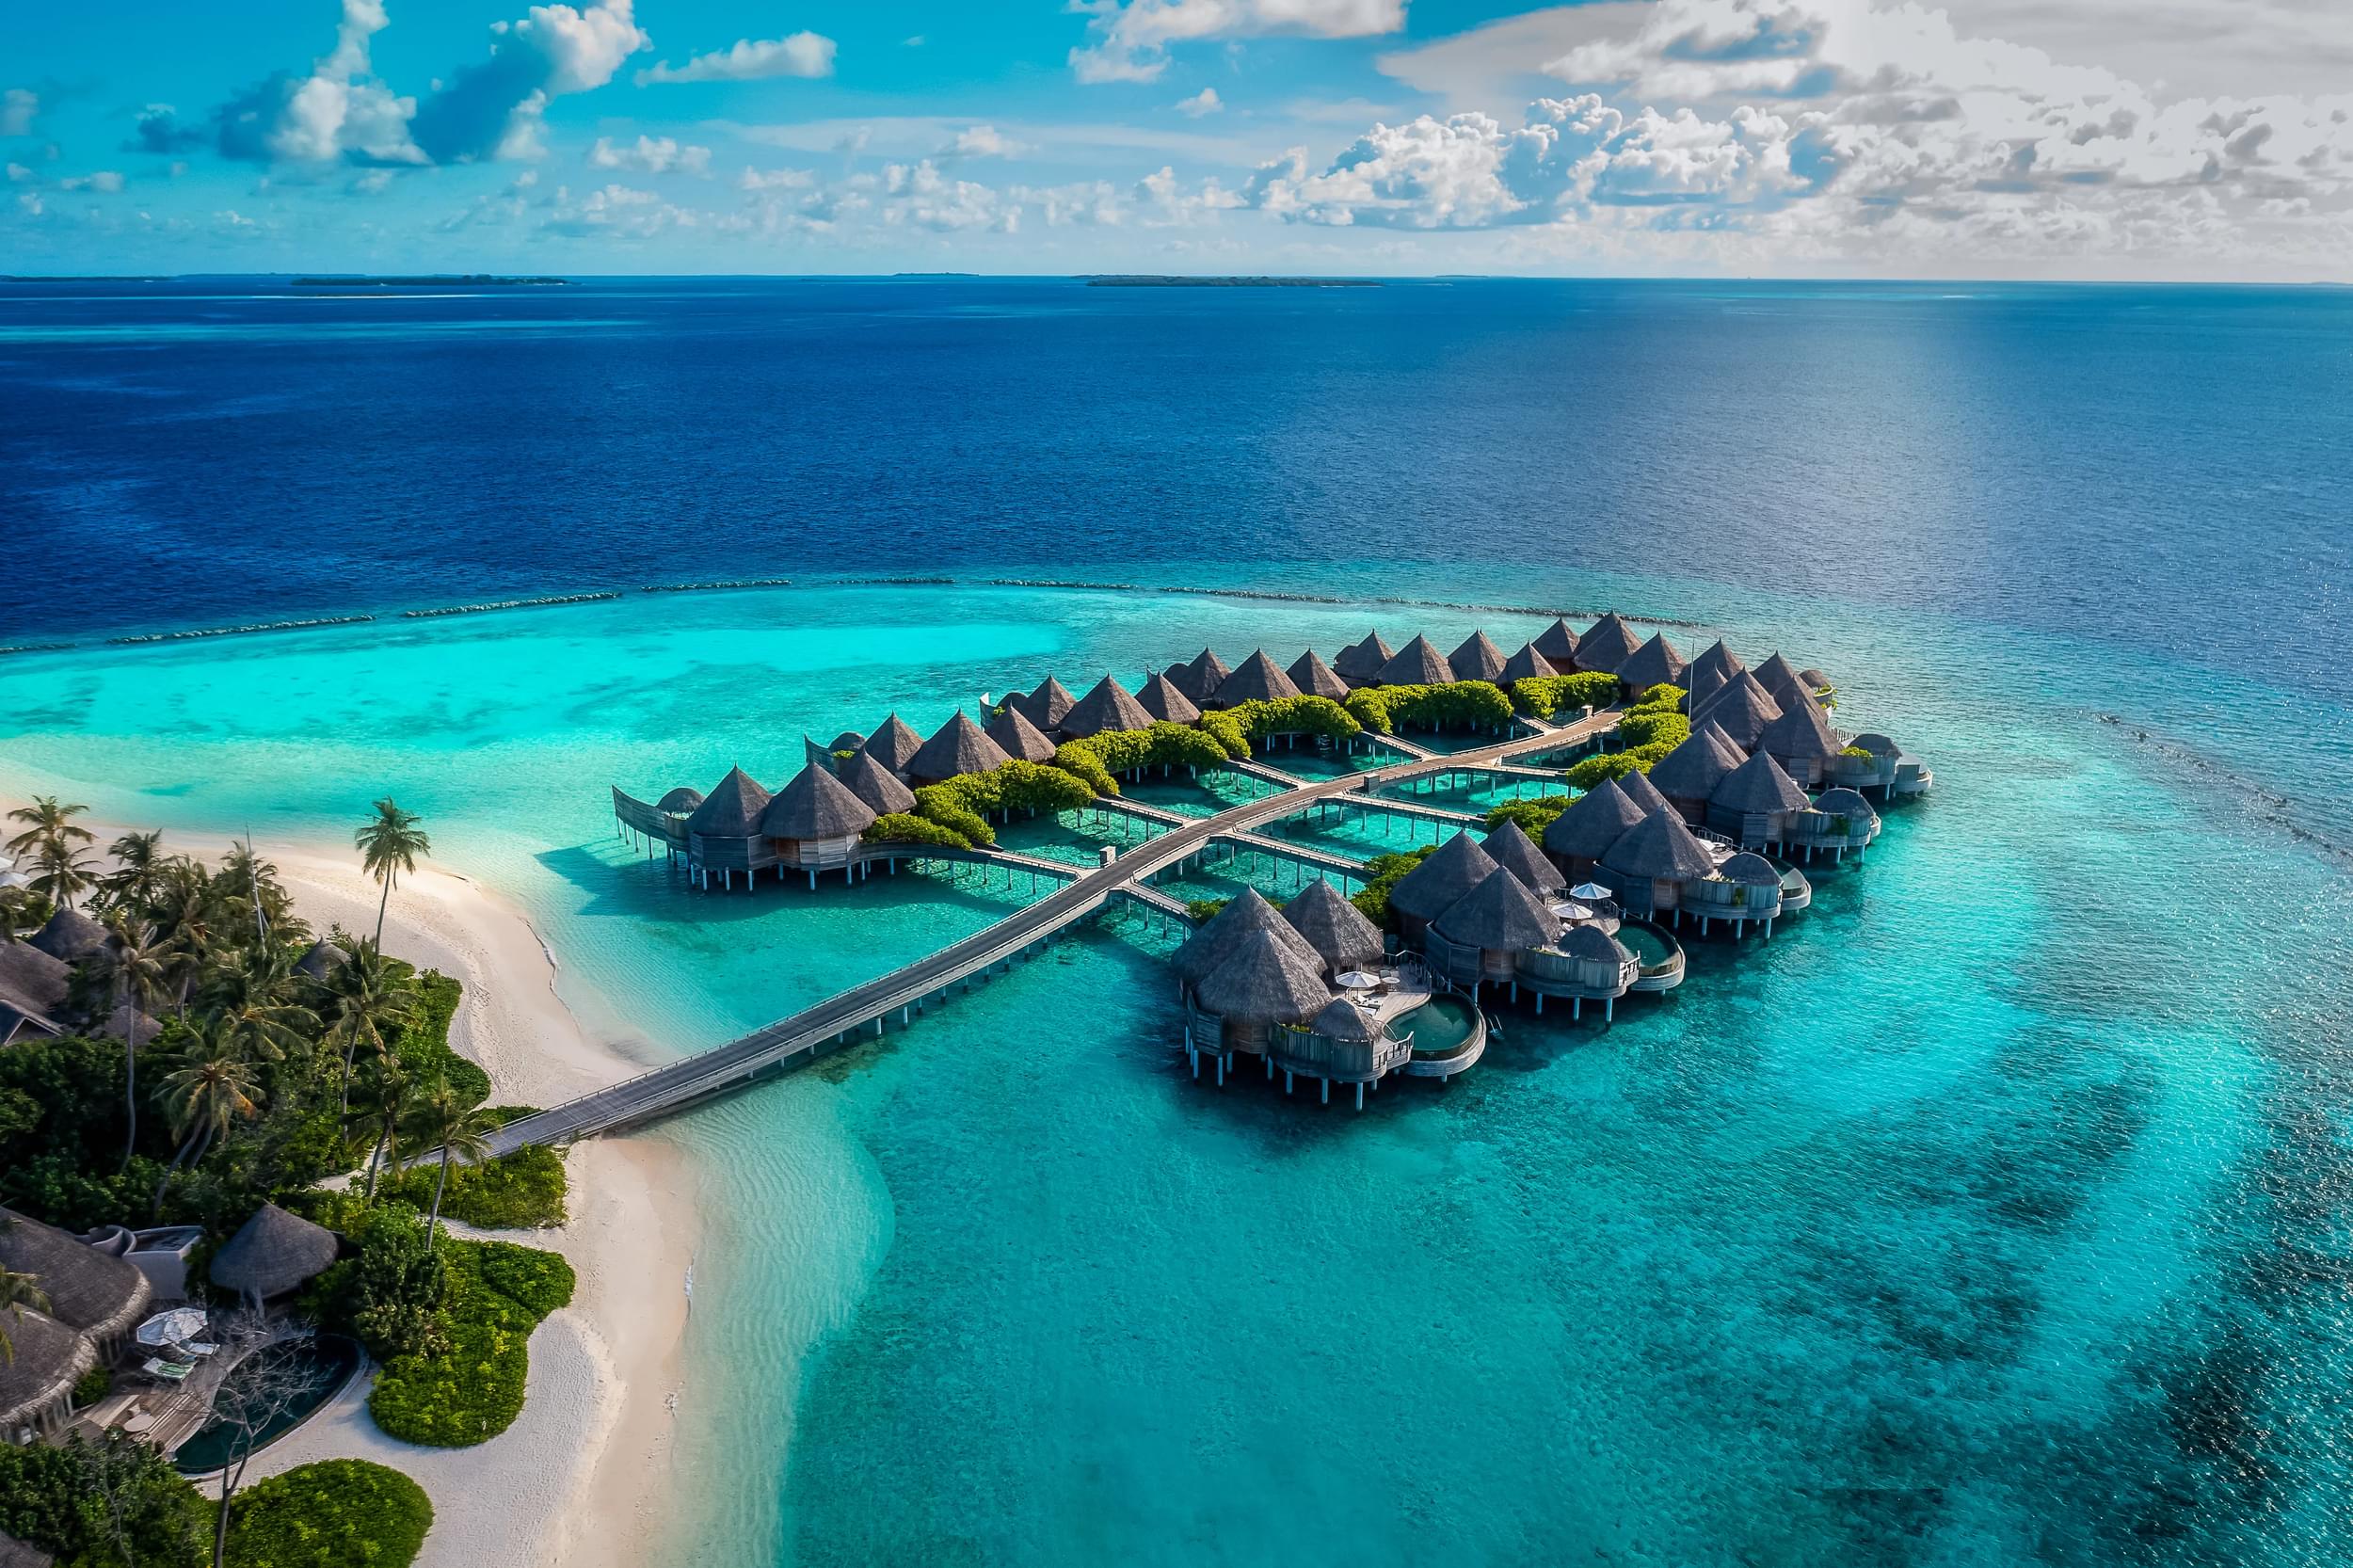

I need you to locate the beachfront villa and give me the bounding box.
[578,613,1928,1121]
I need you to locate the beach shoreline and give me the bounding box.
[84,826,697,1568]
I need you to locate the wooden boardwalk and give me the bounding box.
[485,707,1619,1153]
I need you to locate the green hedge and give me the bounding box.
[1351,846,1438,928]
[1484,794,1574,839]
[1617,708,1691,750]
[1198,696,1359,759]
[909,784,995,848]
[1344,681,1514,735]
[1050,742,1120,796]
[863,811,972,851]
[224,1459,432,1568]
[1564,741,1676,791]
[392,969,489,1107]
[1510,671,1619,718]
[1630,683,1685,710]
[376,1142,568,1230]
[368,1237,575,1447]
[1064,721,1231,780]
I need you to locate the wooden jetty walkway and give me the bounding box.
[483,708,1619,1154]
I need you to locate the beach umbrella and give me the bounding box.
[1569,882,1612,901]
[136,1307,209,1348]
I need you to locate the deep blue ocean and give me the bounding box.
[3,278,2351,1568]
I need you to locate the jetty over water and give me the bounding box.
[485,709,1619,1155]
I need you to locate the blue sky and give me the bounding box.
[5,0,2349,278]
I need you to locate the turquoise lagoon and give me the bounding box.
[3,571,2349,1568]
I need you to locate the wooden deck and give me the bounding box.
[488,707,1620,1153]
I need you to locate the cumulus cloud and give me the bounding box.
[1136,165,1246,223]
[1072,0,1407,84]
[2,88,38,137]
[129,105,207,154]
[1014,180,1127,226]
[541,180,696,236]
[637,31,836,84]
[881,159,1017,232]
[408,0,648,163]
[58,170,127,193]
[588,134,711,174]
[738,165,815,190]
[213,0,423,166]
[1176,87,1224,117]
[937,125,1029,160]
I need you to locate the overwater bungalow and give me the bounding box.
[1800,666,1833,696]
[1498,641,1557,685]
[1785,787,1883,860]
[1482,819,1565,898]
[1136,670,1203,725]
[1618,766,1673,821]
[1515,922,1640,1019]
[680,767,775,888]
[1688,669,1783,750]
[859,714,925,776]
[1013,676,1079,733]
[1166,648,1232,706]
[1597,806,1719,919]
[1681,850,1785,937]
[1385,830,1498,941]
[1541,775,1646,880]
[1827,732,1934,798]
[1171,888,1321,994]
[906,711,1011,786]
[1615,632,1689,696]
[1685,638,1746,710]
[1427,867,1565,994]
[1280,999,1414,1108]
[1287,648,1351,700]
[1215,649,1302,707]
[1279,877,1384,974]
[1646,722,1748,824]
[1448,631,1509,685]
[1751,651,1812,709]
[1533,616,1580,666]
[984,704,1061,762]
[760,765,877,885]
[1706,750,1812,849]
[1378,634,1456,686]
[838,749,919,816]
[1757,687,1841,785]
[1191,929,1331,1063]
[1574,613,1642,675]
[1060,674,1155,738]
[1331,632,1393,686]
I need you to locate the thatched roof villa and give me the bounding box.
[1428,868,1565,988]
[1215,649,1303,707]
[1688,669,1784,750]
[1331,632,1394,685]
[1542,775,1647,878]
[1685,639,1746,710]
[1166,648,1233,707]
[1482,820,1564,898]
[28,907,108,965]
[840,749,920,816]
[1598,807,1720,918]
[0,1208,153,1438]
[1448,631,1509,685]
[1137,671,1203,725]
[1617,766,1673,821]
[1061,675,1155,739]
[1574,613,1642,675]
[1706,750,1812,849]
[1615,632,1689,696]
[1499,642,1557,684]
[859,714,926,776]
[1279,878,1384,975]
[1785,786,1883,861]
[1757,687,1841,785]
[1378,634,1456,687]
[1385,830,1498,940]
[1646,723,1748,824]
[210,1203,340,1304]
[1532,617,1580,666]
[1287,649,1351,701]
[1750,651,1813,709]
[906,712,1011,786]
[0,942,71,1048]
[986,703,1063,762]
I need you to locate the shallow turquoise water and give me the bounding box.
[4,574,2349,1567]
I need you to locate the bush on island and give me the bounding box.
[366,1235,575,1447]
[1050,742,1121,797]
[910,785,995,848]
[224,1459,433,1568]
[377,1139,568,1230]
[1345,681,1513,735]
[1064,721,1231,780]
[1197,696,1360,760]
[1510,671,1619,719]
[1617,708,1691,750]
[863,811,973,851]
[1351,846,1438,928]
[1484,794,1575,839]
[1564,743,1675,791]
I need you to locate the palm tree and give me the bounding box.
[354,799,429,949]
[148,862,216,1016]
[216,840,302,949]
[1,1262,51,1365]
[0,886,32,944]
[202,944,318,1064]
[101,917,171,1172]
[153,1051,263,1215]
[97,830,167,918]
[4,795,94,858]
[33,838,96,910]
[319,939,413,1124]
[354,1061,416,1203]
[403,1083,500,1242]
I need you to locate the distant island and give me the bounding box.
[1083,276,1381,288]
[290,275,568,287]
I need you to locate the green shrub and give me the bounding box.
[1184,898,1230,922]
[1345,681,1514,735]
[367,1236,575,1447]
[1630,683,1685,710]
[1565,742,1675,791]
[910,784,995,848]
[224,1459,431,1568]
[863,811,971,850]
[1351,846,1437,928]
[1064,721,1230,781]
[71,1364,113,1407]
[1484,794,1574,839]
[1840,744,1876,760]
[1511,671,1619,718]
[1050,742,1120,796]
[376,1143,568,1230]
[0,1432,209,1567]
[1212,696,1359,756]
[391,970,490,1106]
[1617,709,1691,749]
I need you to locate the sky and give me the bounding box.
[3,0,2349,280]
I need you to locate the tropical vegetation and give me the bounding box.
[1508,671,1621,719]
[1345,680,1515,735]
[1351,846,1439,927]
[219,1459,432,1568]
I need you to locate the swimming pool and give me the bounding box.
[170,1333,363,1475]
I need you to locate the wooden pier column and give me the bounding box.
[1354,1082,1365,1111]
[1321,1078,1329,1105]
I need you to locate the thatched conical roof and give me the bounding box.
[1611,761,1667,808]
[1689,670,1783,750]
[1166,649,1232,707]
[0,941,72,1020]
[1377,635,1455,687]
[1279,877,1384,974]
[0,1208,152,1342]
[984,704,1062,762]
[1543,776,1647,862]
[1331,632,1394,685]
[1800,667,1833,694]
[1556,922,1629,967]
[1387,830,1499,922]
[1434,867,1565,952]
[1194,929,1332,1027]
[838,749,919,816]
[294,939,344,983]
[210,1203,340,1300]
[1718,851,1782,888]
[1686,639,1748,709]
[0,1304,93,1431]
[859,714,925,775]
[1215,650,1303,707]
[1448,631,1508,684]
[1310,996,1388,1044]
[1647,724,1747,802]
[1575,614,1641,674]
[1499,643,1557,684]
[1060,675,1154,738]
[1286,649,1350,701]
[654,786,705,814]
[760,764,878,840]
[1602,807,1718,882]
[1011,679,1079,733]
[906,712,1012,784]
[1172,888,1321,985]
[28,907,107,965]
[827,730,868,754]
[1615,632,1689,694]
[1751,652,1811,707]
[1136,672,1203,726]
[683,766,772,838]
[1481,820,1565,896]
[1812,787,1880,823]
[1533,617,1580,664]
[1758,688,1840,765]
[1711,750,1810,815]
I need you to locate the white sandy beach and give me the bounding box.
[103,830,700,1568]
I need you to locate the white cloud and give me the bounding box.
[637,31,836,85]
[738,164,814,190]
[1176,87,1225,117]
[938,125,1030,159]
[541,179,697,236]
[409,0,648,162]
[58,170,127,193]
[1014,180,1127,226]
[1,88,38,137]
[1136,164,1246,223]
[881,159,1017,232]
[587,134,711,174]
[214,0,424,166]
[1073,0,1407,84]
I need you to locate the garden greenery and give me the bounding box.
[1345,680,1514,735]
[862,811,974,851]
[365,1233,576,1447]
[1483,794,1575,840]
[223,1459,432,1568]
[1510,671,1620,718]
[0,1431,208,1567]
[1351,846,1439,928]
[1196,696,1360,759]
[1063,720,1231,780]
[377,1139,567,1230]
